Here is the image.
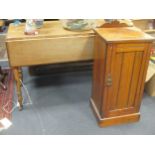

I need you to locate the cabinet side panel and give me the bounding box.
[92,36,106,113]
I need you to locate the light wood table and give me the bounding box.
[6,21,95,110]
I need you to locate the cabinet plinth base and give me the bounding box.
[90,98,140,127]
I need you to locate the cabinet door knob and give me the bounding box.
[106,74,112,86]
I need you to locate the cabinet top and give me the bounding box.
[6,21,94,41]
[95,27,154,43]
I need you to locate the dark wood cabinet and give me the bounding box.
[91,27,154,127]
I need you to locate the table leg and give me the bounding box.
[18,67,23,86]
[13,67,23,111]
[0,66,7,90]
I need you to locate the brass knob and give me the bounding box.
[106,74,112,86]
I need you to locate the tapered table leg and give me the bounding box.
[13,67,23,111]
[18,67,23,87]
[0,66,7,90]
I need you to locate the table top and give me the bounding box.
[6,21,94,41]
[6,20,154,43]
[95,27,155,43]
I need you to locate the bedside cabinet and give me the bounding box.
[91,27,154,127]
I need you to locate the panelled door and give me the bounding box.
[102,43,151,118]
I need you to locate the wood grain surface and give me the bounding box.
[91,27,154,127]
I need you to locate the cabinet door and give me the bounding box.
[102,43,151,117]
